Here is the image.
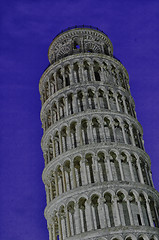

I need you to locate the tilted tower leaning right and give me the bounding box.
[39,26,159,240]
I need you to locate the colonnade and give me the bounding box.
[40,58,129,105]
[42,87,136,131]
[44,150,153,203]
[47,189,159,240]
[43,115,144,164]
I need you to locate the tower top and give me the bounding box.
[48,26,113,64]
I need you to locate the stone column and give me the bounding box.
[113,196,121,226]
[129,126,136,146]
[126,198,134,225]
[70,161,76,188]
[136,159,144,184]
[86,199,94,231]
[98,197,107,228]
[117,157,125,181]
[57,214,63,240]
[74,202,81,234]
[145,199,154,227]
[106,154,113,181]
[128,156,135,182]
[81,158,88,185]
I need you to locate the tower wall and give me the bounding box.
[39,26,159,240]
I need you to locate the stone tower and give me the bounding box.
[39,26,159,240]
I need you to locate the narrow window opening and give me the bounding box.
[137,214,142,225]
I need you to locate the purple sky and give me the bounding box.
[1,0,159,239]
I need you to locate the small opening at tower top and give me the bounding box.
[74,41,80,49]
[75,44,80,49]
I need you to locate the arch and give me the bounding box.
[149,196,159,227]
[59,97,65,119]
[84,61,91,82]
[108,90,117,111]
[73,62,80,83]
[104,192,115,227]
[109,151,121,181]
[120,152,131,182]
[117,191,130,226]
[67,201,76,236]
[114,118,124,143]
[87,89,96,109]
[85,153,95,184]
[98,89,108,109]
[81,119,89,145]
[68,93,74,115]
[78,197,87,232]
[56,69,64,90]
[93,60,101,81]
[91,194,101,229]
[117,92,124,113]
[77,90,84,112]
[61,126,68,152]
[123,120,131,144]
[70,122,77,148]
[64,65,70,86]
[92,117,102,143]
[63,160,72,191]
[97,151,108,182]
[104,117,114,142]
[73,156,82,187]
[131,154,140,182]
[129,190,141,226]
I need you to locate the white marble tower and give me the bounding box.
[39,26,159,240]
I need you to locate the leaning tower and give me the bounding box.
[39,26,159,240]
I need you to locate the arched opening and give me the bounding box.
[56,69,63,90]
[114,118,124,143]
[54,131,60,157]
[129,192,141,226]
[97,152,108,182]
[59,97,65,119]
[61,127,68,152]
[64,65,70,86]
[98,89,108,109]
[56,166,64,195]
[149,197,159,227]
[117,192,130,226]
[121,152,131,182]
[104,192,115,227]
[104,117,114,142]
[63,161,72,191]
[124,121,131,144]
[85,154,94,184]
[131,154,140,182]
[108,90,117,111]
[91,195,101,229]
[117,93,124,113]
[68,93,74,115]
[73,63,80,83]
[77,91,84,112]
[84,61,91,82]
[81,119,89,145]
[88,89,96,109]
[67,202,76,236]
[92,118,101,143]
[140,194,150,226]
[94,61,101,81]
[78,198,87,232]
[70,122,77,148]
[110,152,121,181]
[74,156,82,187]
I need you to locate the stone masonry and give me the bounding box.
[39,26,159,240]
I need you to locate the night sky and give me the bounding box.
[1,0,159,239]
